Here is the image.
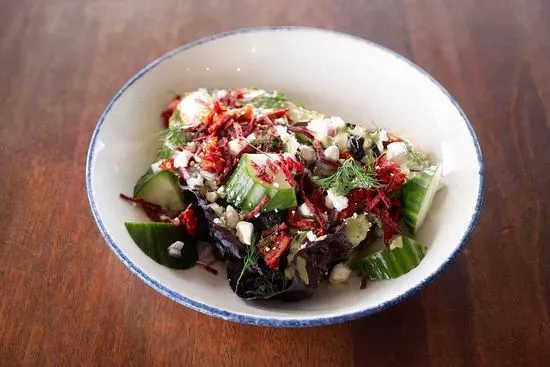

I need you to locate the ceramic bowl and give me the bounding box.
[86,27,483,327]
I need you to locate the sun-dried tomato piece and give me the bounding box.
[244,195,270,221]
[257,230,293,269]
[287,209,318,230]
[159,158,175,171]
[177,205,199,237]
[200,136,226,176]
[375,156,406,194]
[119,193,167,222]
[266,108,289,120]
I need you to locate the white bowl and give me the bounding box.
[86,27,484,327]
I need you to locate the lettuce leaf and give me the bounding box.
[290,229,352,288]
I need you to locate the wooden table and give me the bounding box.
[1,0,549,365]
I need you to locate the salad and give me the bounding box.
[120,88,442,301]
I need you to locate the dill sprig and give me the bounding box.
[404,140,426,168]
[254,272,287,298]
[250,91,289,109]
[156,124,190,159]
[314,158,382,196]
[236,244,260,287]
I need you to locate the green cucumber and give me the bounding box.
[284,232,308,280]
[225,154,297,212]
[133,170,185,217]
[125,222,198,269]
[401,165,441,234]
[349,236,427,280]
[344,213,372,246]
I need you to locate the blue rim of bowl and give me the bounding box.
[86,26,485,327]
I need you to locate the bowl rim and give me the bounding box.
[86,26,485,327]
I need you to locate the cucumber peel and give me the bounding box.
[133,170,185,217]
[349,236,427,280]
[401,165,441,234]
[125,222,198,269]
[225,154,297,213]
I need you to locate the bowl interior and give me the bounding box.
[87,28,482,326]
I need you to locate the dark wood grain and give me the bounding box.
[0,0,549,365]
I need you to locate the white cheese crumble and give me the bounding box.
[224,205,240,229]
[178,89,212,124]
[326,190,349,212]
[209,203,224,217]
[298,145,316,163]
[236,221,254,245]
[185,141,198,153]
[275,125,300,153]
[228,138,247,156]
[216,185,227,198]
[307,117,346,140]
[150,160,163,173]
[186,173,204,189]
[167,241,185,258]
[315,235,327,242]
[324,145,340,162]
[329,263,352,284]
[386,142,408,166]
[246,133,257,142]
[205,191,218,202]
[212,89,228,100]
[306,230,317,242]
[298,203,314,218]
[173,149,194,169]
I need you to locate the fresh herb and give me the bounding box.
[314,158,382,196]
[404,141,426,168]
[250,91,289,109]
[157,124,190,159]
[236,244,260,287]
[254,272,288,298]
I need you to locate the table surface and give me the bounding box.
[1,0,549,365]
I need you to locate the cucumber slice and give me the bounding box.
[344,213,372,246]
[133,168,155,196]
[349,236,427,280]
[125,222,198,269]
[401,165,441,234]
[133,170,185,217]
[225,154,297,212]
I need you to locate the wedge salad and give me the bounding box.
[120,88,442,301]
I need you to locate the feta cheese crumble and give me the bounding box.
[167,241,185,258]
[386,142,408,166]
[324,145,340,162]
[307,116,346,140]
[325,190,349,212]
[306,230,317,242]
[236,221,254,245]
[275,125,300,153]
[298,203,315,218]
[173,149,194,169]
[299,145,316,163]
[329,263,352,284]
[228,138,247,156]
[178,89,212,124]
[224,205,240,229]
